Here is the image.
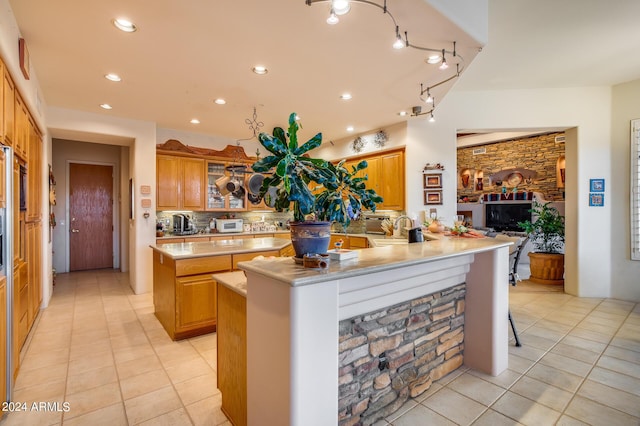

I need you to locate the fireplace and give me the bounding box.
[485,202,532,232]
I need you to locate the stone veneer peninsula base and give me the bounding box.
[238,237,512,426]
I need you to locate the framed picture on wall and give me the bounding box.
[589,193,604,207]
[424,190,442,205]
[590,178,604,192]
[423,173,442,188]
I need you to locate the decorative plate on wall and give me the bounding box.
[506,172,523,187]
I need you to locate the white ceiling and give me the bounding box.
[8,0,640,144]
[8,0,480,143]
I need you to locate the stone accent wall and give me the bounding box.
[457,132,565,201]
[338,284,466,426]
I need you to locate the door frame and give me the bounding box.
[65,160,119,271]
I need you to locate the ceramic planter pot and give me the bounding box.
[528,252,564,285]
[289,221,331,258]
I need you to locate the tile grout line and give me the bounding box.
[125,280,199,426]
[554,299,640,423]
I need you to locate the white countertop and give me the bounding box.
[239,236,511,287]
[212,270,247,297]
[149,237,292,260]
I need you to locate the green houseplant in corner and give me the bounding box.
[252,112,382,258]
[518,201,565,285]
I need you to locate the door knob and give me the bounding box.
[71,229,80,233]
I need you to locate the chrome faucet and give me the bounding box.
[394,215,413,230]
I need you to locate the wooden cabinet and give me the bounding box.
[217,283,247,426]
[156,155,205,211]
[27,222,42,325]
[153,251,231,340]
[379,151,404,210]
[17,261,28,348]
[176,274,217,332]
[205,161,248,211]
[2,67,14,146]
[14,93,28,160]
[329,234,369,250]
[26,120,42,221]
[339,149,405,211]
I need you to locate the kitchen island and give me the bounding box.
[236,236,512,426]
[149,237,292,340]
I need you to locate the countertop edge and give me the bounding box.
[238,239,512,287]
[149,237,292,260]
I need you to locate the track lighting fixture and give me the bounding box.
[393,26,404,49]
[305,1,465,121]
[332,0,350,15]
[327,8,339,24]
[439,49,448,70]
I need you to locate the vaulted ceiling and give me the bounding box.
[8,0,640,144]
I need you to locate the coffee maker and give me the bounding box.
[172,214,194,235]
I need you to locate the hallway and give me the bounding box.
[2,270,639,425]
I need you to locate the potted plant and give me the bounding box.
[517,201,565,285]
[252,112,382,258]
[314,159,383,232]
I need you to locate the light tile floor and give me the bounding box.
[2,270,639,425]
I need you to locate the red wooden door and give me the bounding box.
[69,163,113,271]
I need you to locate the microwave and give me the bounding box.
[216,218,243,233]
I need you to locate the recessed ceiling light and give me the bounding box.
[214,98,226,105]
[112,18,137,33]
[100,104,112,110]
[252,66,268,75]
[398,111,408,116]
[340,93,352,100]
[346,126,354,132]
[190,119,200,124]
[104,73,121,82]
[426,55,441,64]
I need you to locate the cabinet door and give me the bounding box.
[176,274,217,330]
[181,157,205,210]
[363,156,381,198]
[206,162,227,210]
[27,121,42,221]
[3,69,14,146]
[380,152,404,210]
[14,94,28,159]
[157,155,180,210]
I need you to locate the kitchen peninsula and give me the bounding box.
[235,237,512,426]
[150,237,292,340]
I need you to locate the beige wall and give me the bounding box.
[611,79,640,301]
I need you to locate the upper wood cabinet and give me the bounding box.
[338,149,405,211]
[14,93,28,160]
[2,67,15,147]
[379,151,404,210]
[26,119,42,221]
[157,155,205,211]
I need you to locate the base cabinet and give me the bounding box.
[217,283,247,426]
[176,274,217,333]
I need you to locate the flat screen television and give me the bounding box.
[485,203,532,232]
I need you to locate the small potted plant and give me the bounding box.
[517,201,565,284]
[252,112,382,258]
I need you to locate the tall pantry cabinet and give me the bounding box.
[0,53,44,390]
